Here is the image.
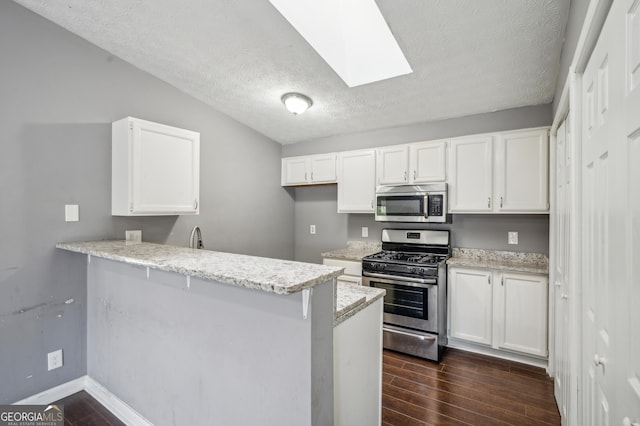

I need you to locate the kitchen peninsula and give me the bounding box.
[56,241,384,426]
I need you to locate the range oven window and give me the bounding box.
[377,196,423,216]
[370,281,428,320]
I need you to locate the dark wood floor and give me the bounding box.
[53,348,560,425]
[383,348,561,426]
[54,391,124,426]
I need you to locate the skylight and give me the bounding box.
[269,0,413,87]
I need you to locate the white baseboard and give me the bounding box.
[447,339,549,370]
[13,376,87,405]
[12,376,153,426]
[84,377,153,426]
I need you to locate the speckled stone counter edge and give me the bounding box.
[334,283,385,326]
[321,241,382,261]
[56,240,344,295]
[447,248,549,274]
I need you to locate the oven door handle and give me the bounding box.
[363,272,436,287]
[383,327,436,341]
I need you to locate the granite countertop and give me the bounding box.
[321,241,382,261]
[446,248,549,274]
[334,283,385,326]
[56,241,343,295]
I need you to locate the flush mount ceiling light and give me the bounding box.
[269,0,412,87]
[281,92,313,115]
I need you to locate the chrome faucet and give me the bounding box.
[189,226,204,249]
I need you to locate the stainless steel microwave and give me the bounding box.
[375,184,448,223]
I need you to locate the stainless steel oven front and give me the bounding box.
[362,275,438,333]
[363,263,448,361]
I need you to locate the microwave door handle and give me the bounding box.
[424,195,430,219]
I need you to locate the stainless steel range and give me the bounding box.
[362,229,451,361]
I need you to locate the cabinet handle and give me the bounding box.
[488,276,491,285]
[404,171,407,181]
[194,199,198,210]
[500,196,503,208]
[413,170,416,180]
[501,277,504,286]
[488,197,492,208]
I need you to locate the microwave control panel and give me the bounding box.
[427,195,444,216]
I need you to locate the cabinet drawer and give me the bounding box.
[323,258,362,276]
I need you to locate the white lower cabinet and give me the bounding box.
[448,266,548,358]
[448,268,493,345]
[323,258,362,286]
[334,298,383,426]
[495,272,549,357]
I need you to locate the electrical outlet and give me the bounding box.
[310,225,316,235]
[125,230,142,243]
[47,349,63,371]
[64,205,79,222]
[508,232,519,245]
[362,227,369,238]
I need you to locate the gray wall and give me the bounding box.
[288,106,552,263]
[0,1,293,404]
[282,105,551,157]
[552,0,591,114]
[87,258,333,426]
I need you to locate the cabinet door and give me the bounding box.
[131,119,199,214]
[337,150,376,213]
[309,154,336,183]
[376,145,409,185]
[410,140,447,183]
[495,272,548,357]
[495,129,549,212]
[448,267,493,345]
[448,136,493,212]
[281,157,309,185]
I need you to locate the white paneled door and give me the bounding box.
[581,6,614,424]
[623,0,640,423]
[578,0,640,424]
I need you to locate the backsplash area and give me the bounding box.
[347,213,549,254]
[294,186,549,263]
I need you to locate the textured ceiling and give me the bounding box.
[13,0,570,144]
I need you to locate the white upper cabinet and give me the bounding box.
[448,135,494,212]
[449,128,549,213]
[337,149,376,213]
[376,140,447,185]
[495,129,549,212]
[410,140,447,183]
[112,117,200,216]
[376,145,409,185]
[281,153,337,186]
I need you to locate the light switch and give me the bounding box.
[362,227,369,238]
[508,232,518,245]
[310,225,316,235]
[65,205,79,222]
